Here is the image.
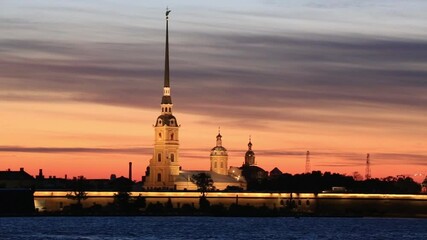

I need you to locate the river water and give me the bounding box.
[0,216,426,239]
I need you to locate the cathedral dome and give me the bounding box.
[240,165,268,182]
[210,132,228,156]
[155,114,178,127]
[211,146,228,156]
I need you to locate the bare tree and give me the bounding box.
[66,176,88,206]
[191,173,214,196]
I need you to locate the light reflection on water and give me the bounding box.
[0,217,426,239]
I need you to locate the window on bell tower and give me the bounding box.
[157,173,161,182]
[171,133,174,140]
[171,153,175,162]
[158,153,161,162]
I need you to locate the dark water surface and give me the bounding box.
[1,217,426,239]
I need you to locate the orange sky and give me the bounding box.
[1,100,425,182]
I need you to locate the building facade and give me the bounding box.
[210,131,228,175]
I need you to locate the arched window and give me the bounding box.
[157,153,161,162]
[157,173,161,182]
[170,153,175,162]
[171,133,174,140]
[159,133,162,139]
[169,107,171,112]
[162,107,164,112]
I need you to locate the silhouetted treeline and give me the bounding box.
[35,175,134,191]
[247,171,421,194]
[47,195,300,217]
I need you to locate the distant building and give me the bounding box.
[270,167,283,177]
[240,139,268,184]
[0,168,34,189]
[210,132,229,175]
[143,11,245,191]
[244,137,255,166]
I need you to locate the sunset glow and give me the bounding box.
[1,1,426,181]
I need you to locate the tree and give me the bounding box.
[191,173,214,196]
[66,176,88,206]
[114,191,131,211]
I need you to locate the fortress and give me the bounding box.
[143,10,249,191]
[9,10,425,218]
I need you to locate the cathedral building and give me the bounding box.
[144,10,246,191]
[240,138,269,186]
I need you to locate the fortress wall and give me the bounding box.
[34,191,427,217]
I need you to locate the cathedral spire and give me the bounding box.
[161,8,172,108]
[164,8,170,88]
[216,127,222,146]
[248,135,252,150]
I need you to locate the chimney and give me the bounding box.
[20,167,24,172]
[129,162,132,181]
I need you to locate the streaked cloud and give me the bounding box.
[3,145,423,167]
[1,0,426,178]
[0,146,151,155]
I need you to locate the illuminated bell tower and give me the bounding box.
[210,128,228,175]
[244,136,255,166]
[145,9,180,190]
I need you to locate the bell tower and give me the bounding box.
[244,136,255,166]
[210,128,228,175]
[145,9,180,190]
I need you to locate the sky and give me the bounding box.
[1,0,426,181]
